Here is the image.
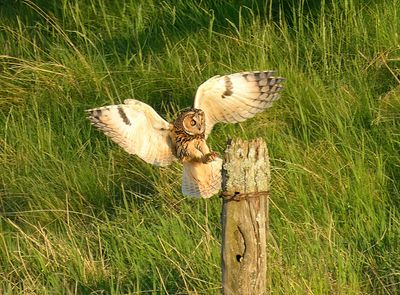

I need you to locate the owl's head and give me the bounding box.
[174,108,206,136]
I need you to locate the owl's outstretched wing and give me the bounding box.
[86,99,176,166]
[193,71,284,137]
[182,158,223,198]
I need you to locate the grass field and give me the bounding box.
[1,0,400,293]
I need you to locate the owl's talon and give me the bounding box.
[203,151,218,163]
[210,151,218,160]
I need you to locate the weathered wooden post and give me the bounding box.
[221,138,270,295]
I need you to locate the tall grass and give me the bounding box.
[1,0,399,293]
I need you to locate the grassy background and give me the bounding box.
[1,0,400,293]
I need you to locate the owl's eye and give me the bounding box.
[190,120,196,126]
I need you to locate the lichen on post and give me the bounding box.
[221,138,270,295]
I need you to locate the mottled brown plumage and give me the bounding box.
[171,108,216,163]
[86,70,284,198]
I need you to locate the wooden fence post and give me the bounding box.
[221,138,270,295]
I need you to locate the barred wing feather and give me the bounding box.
[86,99,176,166]
[194,71,284,137]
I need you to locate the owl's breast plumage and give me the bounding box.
[170,128,207,162]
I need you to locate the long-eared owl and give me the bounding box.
[86,71,284,198]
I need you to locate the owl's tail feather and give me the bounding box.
[182,158,223,198]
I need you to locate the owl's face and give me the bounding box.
[179,108,206,136]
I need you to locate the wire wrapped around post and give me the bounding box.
[221,191,269,202]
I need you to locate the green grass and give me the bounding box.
[1,0,400,293]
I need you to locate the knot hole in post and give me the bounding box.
[236,254,243,262]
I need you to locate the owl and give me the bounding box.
[86,71,284,198]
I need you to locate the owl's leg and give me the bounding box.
[194,140,218,163]
[186,150,217,163]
